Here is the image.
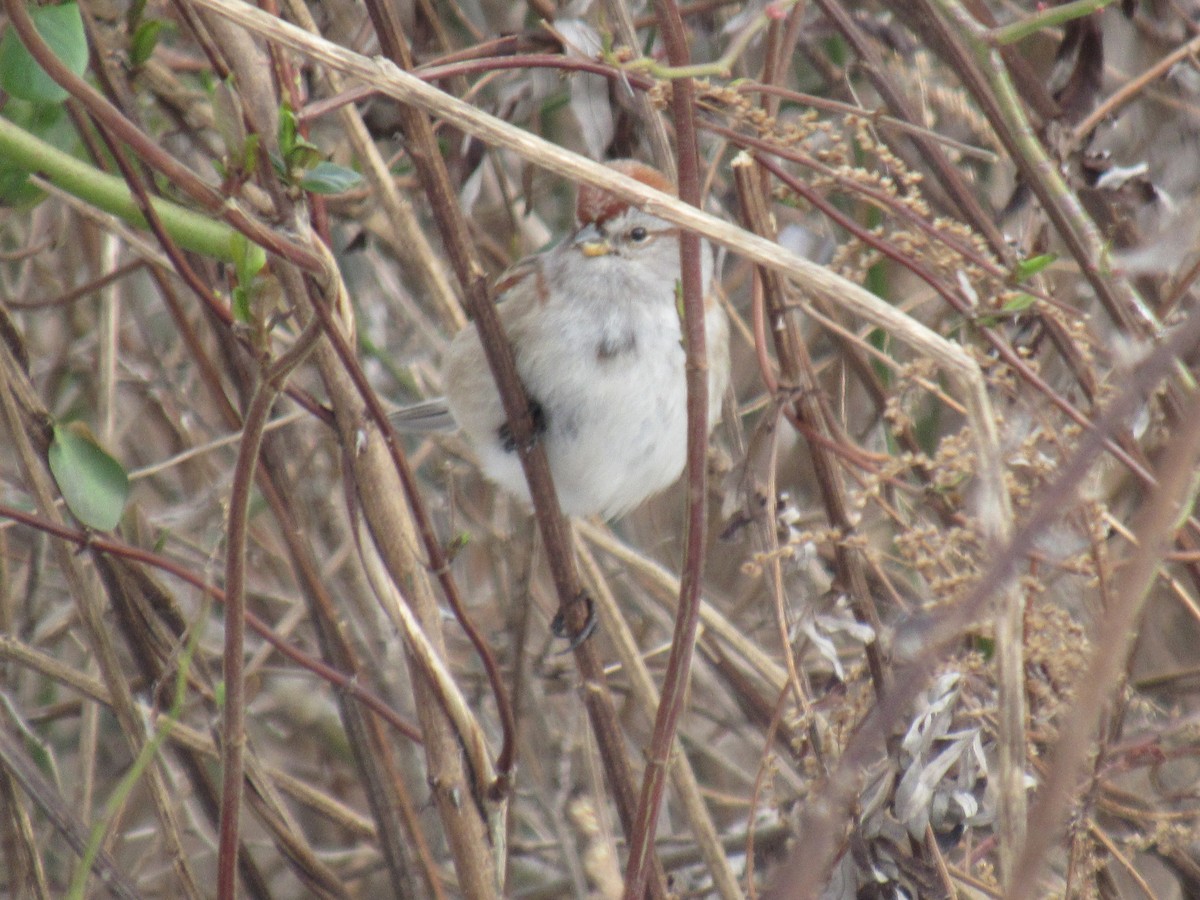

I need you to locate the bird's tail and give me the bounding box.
[388,398,457,433]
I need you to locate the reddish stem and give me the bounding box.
[623,1,708,895]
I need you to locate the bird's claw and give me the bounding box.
[551,593,597,651]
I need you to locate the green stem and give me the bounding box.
[66,594,210,900]
[613,0,801,80]
[988,0,1114,46]
[0,114,249,264]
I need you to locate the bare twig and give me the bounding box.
[771,304,1200,898]
[0,340,203,899]
[623,0,709,894]
[218,316,323,898]
[1073,30,1200,140]
[0,728,140,900]
[1008,390,1200,898]
[576,538,745,900]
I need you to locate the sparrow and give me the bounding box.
[398,159,731,520]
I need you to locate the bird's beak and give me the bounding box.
[580,241,612,258]
[573,223,612,258]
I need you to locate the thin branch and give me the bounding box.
[1008,393,1200,898]
[218,317,323,898]
[0,728,140,900]
[623,0,706,892]
[0,503,423,743]
[1073,30,1200,140]
[770,303,1200,898]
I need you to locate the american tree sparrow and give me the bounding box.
[405,159,731,519]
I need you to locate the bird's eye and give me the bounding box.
[628,226,649,242]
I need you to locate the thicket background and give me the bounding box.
[3,0,1200,897]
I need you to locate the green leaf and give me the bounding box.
[1001,292,1037,314]
[230,229,269,335]
[0,3,89,104]
[1012,253,1057,283]
[299,161,363,194]
[276,103,323,171]
[971,634,996,661]
[539,91,571,117]
[231,285,252,324]
[277,103,298,156]
[230,230,265,285]
[446,531,470,561]
[974,292,1038,327]
[286,137,322,172]
[823,33,848,67]
[240,132,260,175]
[129,19,167,68]
[868,326,891,387]
[641,24,656,56]
[48,422,130,531]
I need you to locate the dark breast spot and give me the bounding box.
[597,330,637,361]
[498,400,548,453]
